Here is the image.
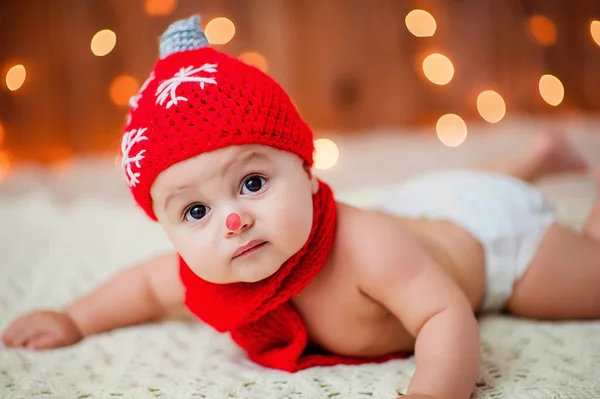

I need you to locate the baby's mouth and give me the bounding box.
[232,240,267,259]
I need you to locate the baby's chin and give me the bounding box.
[185,241,305,284]
[188,259,284,284]
[232,258,284,283]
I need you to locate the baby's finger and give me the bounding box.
[25,333,60,350]
[1,318,28,346]
[5,323,44,348]
[1,329,12,346]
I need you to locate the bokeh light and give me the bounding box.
[405,9,437,37]
[205,17,236,45]
[538,74,564,106]
[145,0,178,16]
[422,53,454,85]
[5,64,26,91]
[239,52,269,73]
[0,152,10,181]
[313,138,339,170]
[109,75,140,107]
[527,15,557,46]
[436,114,467,147]
[476,90,506,123]
[91,29,117,56]
[590,20,600,47]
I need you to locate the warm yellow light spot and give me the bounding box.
[0,152,10,181]
[205,17,236,45]
[0,123,4,147]
[91,29,117,56]
[313,138,339,170]
[436,114,467,147]
[476,90,506,123]
[239,52,268,73]
[50,159,74,175]
[405,9,437,37]
[538,74,564,106]
[109,75,140,107]
[590,21,600,47]
[422,53,454,85]
[5,64,26,91]
[115,153,123,172]
[528,15,557,46]
[144,0,178,16]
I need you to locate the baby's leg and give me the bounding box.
[479,131,588,183]
[506,222,600,320]
[583,172,600,241]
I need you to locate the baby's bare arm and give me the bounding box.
[360,229,480,399]
[2,252,190,349]
[65,252,190,337]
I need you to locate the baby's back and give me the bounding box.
[291,201,486,357]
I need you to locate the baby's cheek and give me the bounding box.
[179,240,220,280]
[186,254,223,283]
[281,199,313,248]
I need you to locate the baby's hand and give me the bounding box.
[1,310,82,350]
[400,395,437,399]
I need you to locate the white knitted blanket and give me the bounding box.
[1,185,599,399]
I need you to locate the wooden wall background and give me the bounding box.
[1,0,600,164]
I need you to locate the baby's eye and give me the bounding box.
[241,175,267,195]
[183,204,211,222]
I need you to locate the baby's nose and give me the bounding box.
[225,212,253,236]
[226,213,241,231]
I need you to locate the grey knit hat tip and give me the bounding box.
[159,15,210,59]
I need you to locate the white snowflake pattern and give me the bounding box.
[155,63,218,109]
[129,72,155,109]
[121,127,149,187]
[126,73,155,125]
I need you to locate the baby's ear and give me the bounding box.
[304,165,319,194]
[310,176,319,194]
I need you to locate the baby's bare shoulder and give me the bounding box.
[334,203,427,280]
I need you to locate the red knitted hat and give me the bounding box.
[120,15,314,220]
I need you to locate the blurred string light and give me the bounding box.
[91,29,117,56]
[145,0,177,16]
[405,9,437,37]
[436,114,467,147]
[476,90,506,123]
[5,64,26,91]
[313,138,339,170]
[205,17,236,45]
[109,75,140,107]
[538,74,564,106]
[527,15,557,46]
[239,51,268,73]
[114,152,123,172]
[422,53,454,85]
[591,20,600,47]
[0,151,10,181]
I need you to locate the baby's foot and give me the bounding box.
[582,169,600,241]
[530,131,589,176]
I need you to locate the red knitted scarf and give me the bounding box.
[179,180,404,371]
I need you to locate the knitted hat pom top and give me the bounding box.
[120,15,314,220]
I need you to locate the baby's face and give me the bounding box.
[150,145,318,284]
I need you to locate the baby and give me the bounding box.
[2,15,599,399]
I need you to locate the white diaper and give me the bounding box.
[376,169,557,312]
